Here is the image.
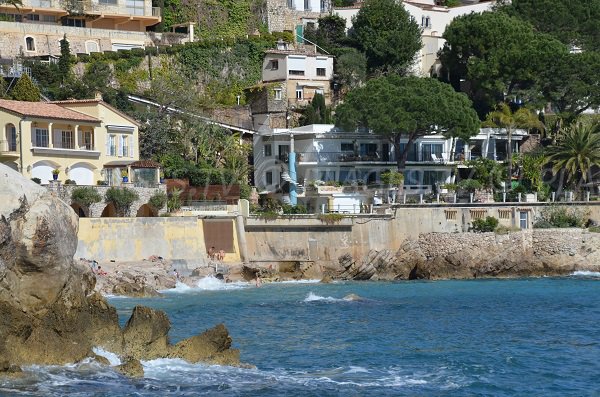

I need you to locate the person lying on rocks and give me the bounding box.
[97,266,108,276]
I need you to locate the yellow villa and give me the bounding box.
[0,97,141,186]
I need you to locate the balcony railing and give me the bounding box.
[0,140,18,153]
[291,151,509,164]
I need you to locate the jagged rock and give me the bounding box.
[320,275,333,283]
[116,357,144,378]
[112,282,161,298]
[122,306,171,360]
[0,165,242,373]
[169,324,240,366]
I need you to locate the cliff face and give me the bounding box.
[334,229,600,281]
[0,165,240,374]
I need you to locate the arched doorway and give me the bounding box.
[136,204,157,217]
[101,203,117,217]
[69,162,95,185]
[31,160,59,184]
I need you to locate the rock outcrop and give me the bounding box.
[334,230,600,281]
[0,165,240,375]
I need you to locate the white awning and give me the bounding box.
[106,125,135,133]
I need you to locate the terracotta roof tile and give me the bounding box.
[0,99,100,123]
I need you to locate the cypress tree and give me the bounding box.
[58,34,73,84]
[9,74,41,102]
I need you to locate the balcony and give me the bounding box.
[31,144,100,158]
[0,140,19,159]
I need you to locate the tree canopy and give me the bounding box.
[336,75,480,170]
[9,74,41,102]
[350,0,421,75]
[504,0,600,51]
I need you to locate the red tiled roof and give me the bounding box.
[49,98,141,127]
[0,99,100,123]
[130,160,161,168]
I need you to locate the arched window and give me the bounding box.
[85,41,99,54]
[5,124,16,152]
[25,36,35,51]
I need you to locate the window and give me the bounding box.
[100,0,118,3]
[86,41,100,54]
[421,16,431,28]
[296,88,303,100]
[108,135,117,156]
[121,135,129,157]
[6,124,17,151]
[35,128,48,147]
[423,171,446,186]
[316,67,326,76]
[25,37,35,52]
[289,70,305,76]
[26,14,39,21]
[266,171,273,185]
[82,131,93,150]
[421,143,443,162]
[0,13,22,22]
[321,0,327,11]
[61,130,73,149]
[126,0,145,16]
[264,144,272,157]
[520,211,529,229]
[341,143,354,152]
[315,88,324,96]
[271,60,279,70]
[287,0,293,8]
[273,88,282,100]
[304,0,310,10]
[63,18,85,27]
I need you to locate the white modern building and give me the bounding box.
[253,124,529,211]
[334,0,495,76]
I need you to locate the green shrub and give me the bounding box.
[281,204,308,214]
[256,211,279,220]
[149,191,167,210]
[318,213,344,224]
[588,226,600,233]
[71,186,102,207]
[533,206,588,228]
[380,170,404,185]
[458,179,483,193]
[472,216,499,232]
[167,188,182,212]
[31,177,41,184]
[64,179,77,185]
[105,187,139,217]
[495,225,521,235]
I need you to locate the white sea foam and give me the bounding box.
[571,271,600,277]
[277,279,321,284]
[161,277,250,293]
[303,292,343,302]
[92,347,121,366]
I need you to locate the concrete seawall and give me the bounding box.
[75,204,600,273]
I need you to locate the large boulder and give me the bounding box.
[0,165,241,374]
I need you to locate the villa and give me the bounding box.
[253,123,531,212]
[0,96,147,186]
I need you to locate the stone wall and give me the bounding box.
[266,0,330,32]
[46,182,167,217]
[0,21,185,59]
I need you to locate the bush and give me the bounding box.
[281,204,308,214]
[97,180,108,186]
[588,226,600,233]
[71,186,102,207]
[105,187,138,217]
[495,225,521,235]
[471,216,499,232]
[31,177,41,184]
[318,213,344,224]
[380,170,404,185]
[533,206,588,228]
[458,179,483,193]
[149,191,167,210]
[64,179,77,185]
[167,188,182,212]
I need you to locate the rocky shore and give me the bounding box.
[0,165,241,377]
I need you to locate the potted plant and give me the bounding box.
[52,169,60,181]
[159,170,165,184]
[121,169,129,183]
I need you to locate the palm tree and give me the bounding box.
[545,121,600,189]
[483,103,545,188]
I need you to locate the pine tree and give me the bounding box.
[58,34,73,84]
[0,77,8,99]
[10,74,41,102]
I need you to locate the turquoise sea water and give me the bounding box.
[1,275,599,396]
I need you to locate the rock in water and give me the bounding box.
[343,293,362,301]
[0,164,241,374]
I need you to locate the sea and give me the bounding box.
[1,273,599,396]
